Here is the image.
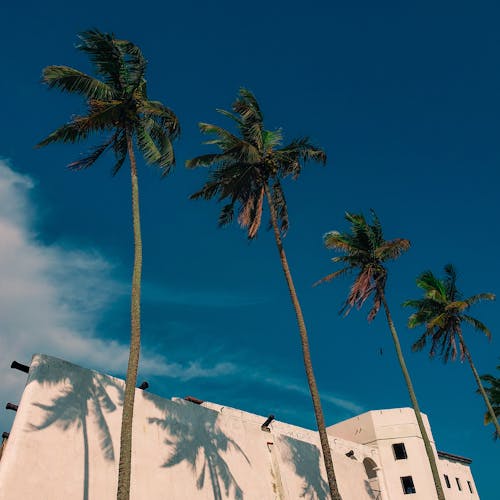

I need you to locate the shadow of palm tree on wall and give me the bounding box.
[28,355,123,500]
[279,435,329,500]
[145,394,249,500]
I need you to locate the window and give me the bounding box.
[392,443,408,460]
[443,475,451,488]
[456,478,462,491]
[401,476,416,494]
[363,458,378,479]
[467,481,473,493]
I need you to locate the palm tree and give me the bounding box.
[36,29,180,499]
[403,264,500,438]
[316,210,445,500]
[186,89,342,499]
[480,362,500,439]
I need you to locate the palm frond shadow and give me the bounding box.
[145,394,249,500]
[27,356,123,500]
[278,435,329,500]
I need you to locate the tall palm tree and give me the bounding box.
[186,89,342,499]
[403,264,500,438]
[316,210,445,500]
[37,29,180,500]
[480,362,500,439]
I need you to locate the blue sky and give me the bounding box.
[1,0,499,496]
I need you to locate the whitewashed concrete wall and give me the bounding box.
[0,355,380,500]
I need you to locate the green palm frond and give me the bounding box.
[375,238,411,260]
[463,315,492,340]
[77,29,125,90]
[141,100,180,139]
[464,292,496,306]
[42,66,114,100]
[136,122,161,164]
[233,88,263,124]
[412,333,428,352]
[186,153,228,169]
[114,38,146,91]
[263,129,283,148]
[216,108,243,125]
[111,131,128,175]
[67,133,117,170]
[275,137,326,179]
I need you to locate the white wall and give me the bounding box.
[0,354,381,500]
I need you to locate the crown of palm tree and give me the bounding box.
[37,29,179,175]
[403,264,495,362]
[186,88,326,238]
[316,210,410,321]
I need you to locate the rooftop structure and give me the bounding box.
[0,355,478,499]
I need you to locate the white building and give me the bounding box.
[0,355,479,499]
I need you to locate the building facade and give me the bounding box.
[0,355,479,499]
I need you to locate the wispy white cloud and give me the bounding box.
[0,159,361,428]
[252,370,364,415]
[0,160,236,414]
[260,376,364,414]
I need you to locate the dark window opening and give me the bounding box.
[456,478,462,491]
[444,475,451,488]
[467,481,473,493]
[363,458,378,479]
[401,476,416,494]
[392,442,408,460]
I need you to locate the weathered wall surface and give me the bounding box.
[0,355,380,500]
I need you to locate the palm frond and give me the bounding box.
[464,292,496,307]
[36,114,110,147]
[313,267,352,286]
[67,135,116,170]
[136,122,161,164]
[216,108,243,126]
[375,238,410,260]
[412,334,428,353]
[233,88,263,124]
[218,202,236,226]
[77,29,125,91]
[141,100,180,139]
[186,153,232,169]
[111,131,127,175]
[114,38,147,92]
[42,66,114,100]
[462,315,492,340]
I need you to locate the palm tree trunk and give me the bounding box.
[117,132,143,500]
[264,184,341,500]
[456,330,500,437]
[378,287,445,500]
[82,411,89,500]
